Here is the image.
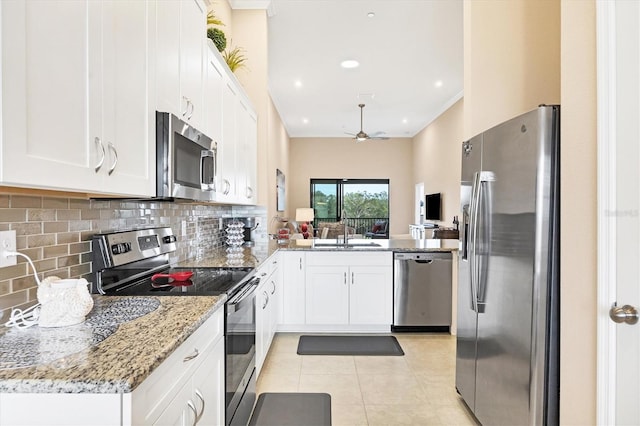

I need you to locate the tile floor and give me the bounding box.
[256,333,479,426]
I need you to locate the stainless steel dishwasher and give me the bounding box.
[392,251,452,332]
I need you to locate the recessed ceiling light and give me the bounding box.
[340,60,360,69]
[434,80,443,88]
[402,118,408,124]
[367,12,375,18]
[294,80,303,88]
[302,118,309,124]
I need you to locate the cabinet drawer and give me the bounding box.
[306,251,391,266]
[131,308,223,424]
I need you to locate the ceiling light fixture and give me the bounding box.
[340,60,359,69]
[402,118,408,124]
[294,80,303,88]
[302,118,309,124]
[367,12,375,18]
[434,80,443,88]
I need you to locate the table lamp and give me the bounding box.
[295,208,314,239]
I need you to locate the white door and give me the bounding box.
[597,1,640,423]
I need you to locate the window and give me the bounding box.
[310,179,389,237]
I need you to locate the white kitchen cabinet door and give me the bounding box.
[179,0,206,128]
[155,0,206,129]
[256,275,270,375]
[219,79,238,202]
[97,0,156,196]
[349,265,393,325]
[0,0,155,196]
[281,252,306,325]
[204,44,224,147]
[0,0,101,192]
[305,266,349,325]
[190,338,225,426]
[236,98,258,204]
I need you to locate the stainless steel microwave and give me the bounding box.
[156,112,217,202]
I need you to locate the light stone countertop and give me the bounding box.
[0,295,225,394]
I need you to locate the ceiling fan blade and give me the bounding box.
[368,131,387,137]
[344,131,356,136]
[369,136,390,140]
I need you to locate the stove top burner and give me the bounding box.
[102,267,254,296]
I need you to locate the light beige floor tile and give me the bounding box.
[432,404,479,426]
[299,374,363,405]
[302,355,356,374]
[359,374,428,405]
[364,403,438,426]
[331,403,369,426]
[256,372,299,394]
[269,332,302,354]
[261,352,302,376]
[354,356,412,375]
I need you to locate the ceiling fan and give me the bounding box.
[345,104,389,142]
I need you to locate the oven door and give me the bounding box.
[226,277,259,426]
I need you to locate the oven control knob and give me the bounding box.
[163,235,177,244]
[111,243,131,255]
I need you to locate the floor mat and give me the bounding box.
[248,393,332,426]
[297,335,405,356]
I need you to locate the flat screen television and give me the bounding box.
[425,193,442,221]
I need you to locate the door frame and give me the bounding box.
[596,0,617,423]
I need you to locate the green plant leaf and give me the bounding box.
[207,28,227,52]
[207,10,225,27]
[222,45,248,73]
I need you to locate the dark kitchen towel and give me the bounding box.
[249,393,331,426]
[297,335,404,356]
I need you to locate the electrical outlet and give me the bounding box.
[0,230,17,268]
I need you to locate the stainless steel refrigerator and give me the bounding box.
[456,105,560,425]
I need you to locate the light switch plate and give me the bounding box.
[0,230,17,268]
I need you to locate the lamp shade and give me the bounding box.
[295,208,314,222]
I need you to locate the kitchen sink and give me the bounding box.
[313,241,382,248]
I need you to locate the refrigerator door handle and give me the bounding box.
[468,172,482,312]
[475,171,495,313]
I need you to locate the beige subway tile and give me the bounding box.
[43,244,69,258]
[0,195,9,208]
[69,241,90,254]
[43,221,69,234]
[81,209,101,220]
[69,220,91,232]
[16,247,42,262]
[80,231,95,241]
[0,208,27,223]
[69,199,91,209]
[0,289,29,310]
[27,209,56,221]
[70,263,91,277]
[81,252,92,264]
[15,235,27,250]
[42,197,70,209]
[11,195,42,208]
[11,222,43,236]
[57,232,80,244]
[57,254,80,268]
[33,258,57,274]
[43,268,69,280]
[56,209,81,221]
[0,264,27,282]
[12,275,38,292]
[27,234,56,248]
[0,280,10,296]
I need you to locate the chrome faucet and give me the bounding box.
[341,209,349,245]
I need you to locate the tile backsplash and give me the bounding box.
[0,193,266,323]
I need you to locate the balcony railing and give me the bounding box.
[313,217,389,238]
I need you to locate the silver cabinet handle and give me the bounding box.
[343,272,347,285]
[260,272,267,277]
[107,142,118,175]
[262,291,268,309]
[183,348,199,362]
[299,258,302,270]
[610,303,639,325]
[182,96,189,117]
[270,280,276,295]
[351,272,354,284]
[94,137,105,172]
[187,99,194,120]
[187,400,198,426]
[223,179,231,195]
[246,186,254,199]
[194,389,205,423]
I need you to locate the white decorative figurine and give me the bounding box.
[37,277,94,328]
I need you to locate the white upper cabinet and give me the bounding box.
[0,0,156,196]
[156,0,206,130]
[236,98,258,204]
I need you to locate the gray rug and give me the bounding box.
[249,393,331,426]
[297,335,404,356]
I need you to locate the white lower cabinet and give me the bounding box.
[305,252,393,327]
[280,251,393,332]
[256,253,281,375]
[0,309,225,426]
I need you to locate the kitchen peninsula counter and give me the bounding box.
[0,295,225,394]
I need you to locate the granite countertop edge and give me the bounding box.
[0,295,226,394]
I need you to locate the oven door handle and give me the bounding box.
[226,278,260,314]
